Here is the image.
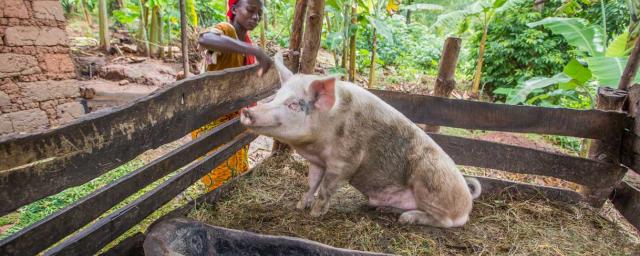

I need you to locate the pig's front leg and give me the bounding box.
[297,163,324,210]
[310,161,355,217]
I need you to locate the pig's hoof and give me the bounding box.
[310,201,329,217]
[296,199,309,210]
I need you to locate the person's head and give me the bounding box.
[228,0,263,31]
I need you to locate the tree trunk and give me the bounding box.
[619,36,640,90]
[179,0,190,77]
[471,22,488,97]
[167,20,173,58]
[261,0,268,49]
[348,2,357,82]
[299,0,325,74]
[288,0,308,72]
[82,0,92,27]
[533,0,545,11]
[158,10,164,59]
[341,4,349,69]
[368,29,377,88]
[98,0,110,51]
[150,6,160,57]
[424,37,462,133]
[138,0,150,57]
[325,14,338,66]
[405,0,412,24]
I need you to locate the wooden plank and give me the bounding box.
[0,65,278,215]
[471,175,584,204]
[98,232,145,256]
[621,84,640,174]
[611,181,640,231]
[371,89,630,140]
[43,133,257,256]
[429,133,626,188]
[0,119,244,256]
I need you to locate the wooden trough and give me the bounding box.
[0,62,639,255]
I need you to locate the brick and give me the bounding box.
[33,1,66,21]
[5,26,68,46]
[20,79,79,101]
[0,114,13,135]
[4,108,49,133]
[42,53,75,73]
[1,0,29,19]
[56,101,84,124]
[0,53,41,78]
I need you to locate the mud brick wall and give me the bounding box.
[0,0,84,136]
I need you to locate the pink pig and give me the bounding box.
[240,53,481,228]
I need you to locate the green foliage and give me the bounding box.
[528,17,605,57]
[466,1,577,98]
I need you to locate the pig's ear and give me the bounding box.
[310,77,336,112]
[274,51,293,83]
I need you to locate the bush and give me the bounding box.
[464,1,578,99]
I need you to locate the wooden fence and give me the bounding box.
[0,64,639,255]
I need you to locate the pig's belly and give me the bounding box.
[361,186,417,210]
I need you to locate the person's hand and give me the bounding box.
[256,51,273,77]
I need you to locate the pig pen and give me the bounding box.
[185,147,639,255]
[1,65,640,256]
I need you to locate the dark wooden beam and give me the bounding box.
[371,89,630,140]
[0,119,244,256]
[43,133,257,256]
[471,175,584,204]
[610,181,640,231]
[429,133,626,189]
[0,66,278,215]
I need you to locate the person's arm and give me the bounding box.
[198,32,272,76]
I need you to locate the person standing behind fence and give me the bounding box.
[193,0,272,192]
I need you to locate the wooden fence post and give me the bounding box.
[424,37,461,133]
[299,0,325,74]
[583,86,628,207]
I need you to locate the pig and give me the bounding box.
[239,52,481,228]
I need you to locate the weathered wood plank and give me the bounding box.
[0,65,278,215]
[429,133,626,188]
[611,181,640,231]
[621,84,640,174]
[371,89,629,140]
[98,232,145,256]
[44,132,257,256]
[470,175,584,204]
[0,119,244,256]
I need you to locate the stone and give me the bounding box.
[4,108,49,133]
[0,114,13,135]
[0,91,10,107]
[32,1,65,21]
[144,218,391,256]
[99,62,176,86]
[42,54,75,73]
[5,26,68,46]
[56,101,85,124]
[20,80,79,101]
[75,56,107,77]
[1,0,29,19]
[0,53,41,78]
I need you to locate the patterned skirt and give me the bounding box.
[191,111,249,192]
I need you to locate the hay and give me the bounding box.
[188,154,640,255]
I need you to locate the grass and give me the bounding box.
[188,154,640,255]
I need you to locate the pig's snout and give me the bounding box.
[240,108,254,125]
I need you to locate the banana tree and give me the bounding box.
[498,17,640,107]
[98,0,109,50]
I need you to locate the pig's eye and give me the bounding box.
[287,102,301,112]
